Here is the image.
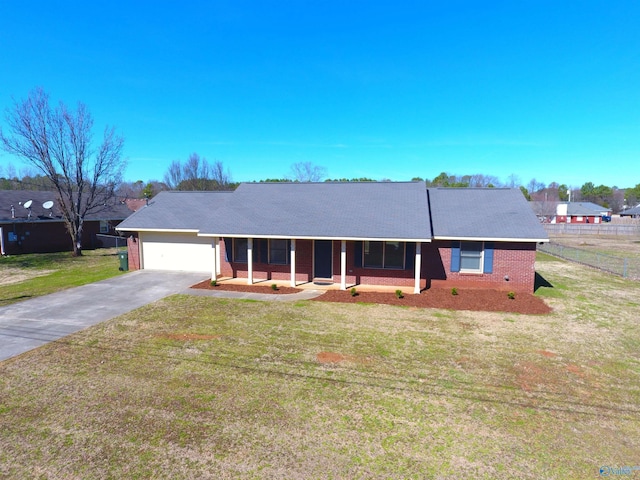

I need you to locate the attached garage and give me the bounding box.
[140,231,214,273]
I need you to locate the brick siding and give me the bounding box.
[426,240,537,293]
[218,238,425,288]
[1,220,118,255]
[126,234,141,270]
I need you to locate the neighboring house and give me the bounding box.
[0,190,132,255]
[619,205,640,218]
[553,202,611,224]
[122,198,148,212]
[530,201,558,223]
[116,182,549,293]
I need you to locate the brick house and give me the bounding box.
[553,202,611,224]
[0,190,132,255]
[117,182,548,293]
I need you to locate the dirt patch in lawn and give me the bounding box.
[316,351,372,364]
[191,280,302,295]
[0,268,54,286]
[538,350,557,358]
[312,288,552,314]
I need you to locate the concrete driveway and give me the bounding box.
[0,270,207,362]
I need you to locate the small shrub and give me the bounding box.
[350,287,358,297]
[451,287,458,296]
[210,279,217,287]
[507,291,516,300]
[395,289,404,299]
[271,283,279,291]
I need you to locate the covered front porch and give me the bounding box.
[202,237,429,294]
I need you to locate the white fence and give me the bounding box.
[543,224,640,236]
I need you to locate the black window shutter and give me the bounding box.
[224,237,233,262]
[248,239,259,263]
[354,241,362,268]
[404,242,415,270]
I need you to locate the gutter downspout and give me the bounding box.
[0,227,5,255]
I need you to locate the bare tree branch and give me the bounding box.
[288,162,327,182]
[163,153,233,190]
[0,87,126,256]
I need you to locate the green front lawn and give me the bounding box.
[1,254,639,478]
[0,249,124,306]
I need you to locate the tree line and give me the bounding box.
[2,87,638,258]
[5,160,638,212]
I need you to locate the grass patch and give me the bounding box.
[1,259,640,478]
[0,249,124,306]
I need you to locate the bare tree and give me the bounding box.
[506,173,521,188]
[163,160,184,190]
[289,162,327,182]
[211,160,232,189]
[182,153,210,190]
[0,87,125,256]
[163,153,233,190]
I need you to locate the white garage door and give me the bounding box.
[141,232,214,273]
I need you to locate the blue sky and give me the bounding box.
[1,1,639,188]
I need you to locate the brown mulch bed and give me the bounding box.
[310,288,552,314]
[191,280,303,295]
[191,280,551,314]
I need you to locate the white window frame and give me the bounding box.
[459,241,484,274]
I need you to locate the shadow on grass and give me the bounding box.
[534,272,554,292]
[0,295,34,305]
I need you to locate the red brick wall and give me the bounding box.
[0,220,116,255]
[556,215,598,224]
[426,240,537,292]
[332,241,423,288]
[219,239,314,282]
[127,234,141,270]
[218,238,425,288]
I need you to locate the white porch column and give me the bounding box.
[211,238,218,281]
[216,237,221,275]
[414,242,422,294]
[340,240,347,290]
[289,239,297,287]
[247,238,254,285]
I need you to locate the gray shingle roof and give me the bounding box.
[620,205,640,216]
[117,183,549,242]
[428,188,548,241]
[0,190,132,223]
[564,202,610,215]
[198,182,431,240]
[116,191,233,231]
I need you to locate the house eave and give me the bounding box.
[198,233,432,242]
[116,227,201,234]
[434,236,549,243]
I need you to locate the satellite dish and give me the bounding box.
[43,201,54,209]
[23,200,33,209]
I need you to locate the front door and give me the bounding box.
[314,240,333,279]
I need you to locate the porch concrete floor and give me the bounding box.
[212,276,417,293]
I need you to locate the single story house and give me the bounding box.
[116,182,549,293]
[0,190,133,255]
[553,202,611,224]
[619,205,640,218]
